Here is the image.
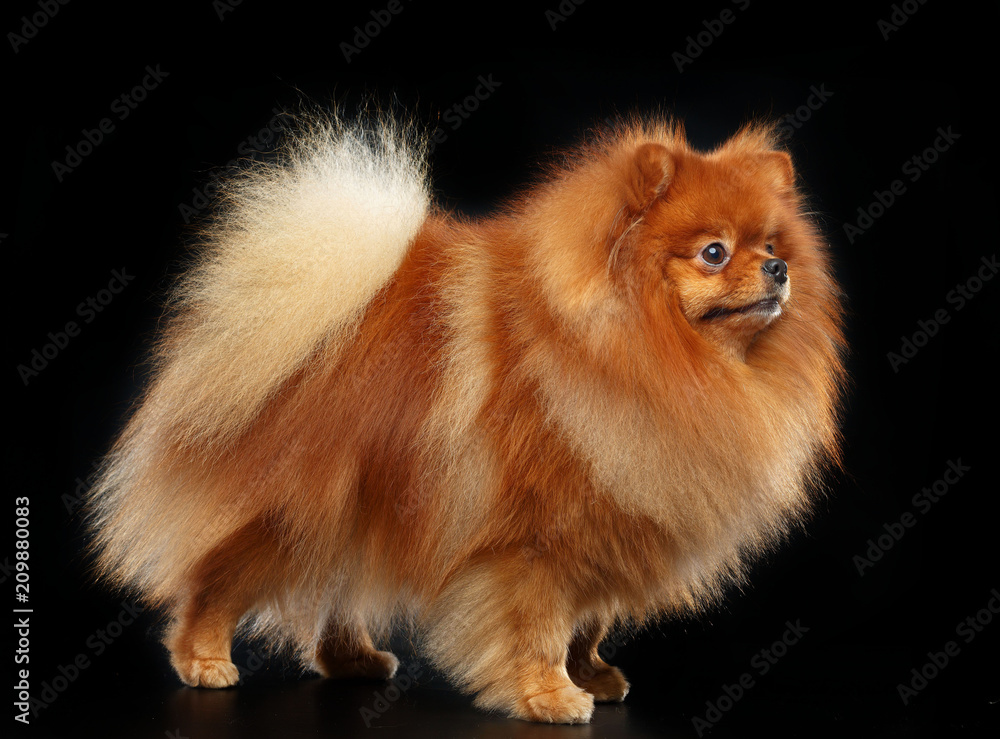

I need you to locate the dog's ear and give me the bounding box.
[625,143,674,213]
[608,143,674,269]
[760,150,795,190]
[720,123,796,192]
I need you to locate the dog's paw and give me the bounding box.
[570,664,630,702]
[173,657,240,688]
[315,649,399,680]
[521,685,595,724]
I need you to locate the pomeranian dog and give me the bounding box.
[87,110,845,724]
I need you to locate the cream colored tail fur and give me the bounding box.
[87,113,430,601]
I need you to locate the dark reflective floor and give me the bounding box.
[23,633,996,739]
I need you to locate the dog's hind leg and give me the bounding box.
[311,616,399,680]
[566,617,629,702]
[166,517,286,688]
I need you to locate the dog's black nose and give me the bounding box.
[762,258,788,284]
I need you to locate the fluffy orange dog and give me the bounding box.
[88,113,845,723]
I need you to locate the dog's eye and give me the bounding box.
[765,244,775,255]
[701,243,728,266]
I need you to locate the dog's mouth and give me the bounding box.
[702,298,782,321]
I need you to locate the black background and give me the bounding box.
[7,1,998,737]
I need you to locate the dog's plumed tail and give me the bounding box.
[155,113,430,445]
[86,112,431,602]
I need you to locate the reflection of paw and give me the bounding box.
[315,649,399,680]
[521,685,595,724]
[174,656,240,688]
[571,664,630,702]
